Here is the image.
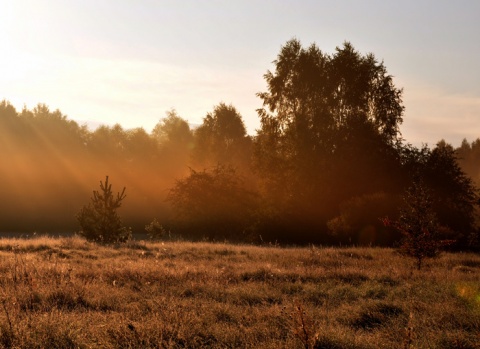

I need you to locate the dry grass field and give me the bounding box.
[0,236,478,348]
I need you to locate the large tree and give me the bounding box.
[254,39,404,240]
[152,109,193,176]
[423,141,479,247]
[152,109,193,147]
[456,138,480,188]
[192,103,252,171]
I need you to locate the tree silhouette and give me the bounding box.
[193,103,251,170]
[423,141,479,248]
[125,127,158,162]
[152,109,193,146]
[77,176,131,243]
[152,109,193,174]
[167,165,258,241]
[254,39,404,240]
[457,138,480,188]
[385,178,453,270]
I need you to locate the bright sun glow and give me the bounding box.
[1,1,479,145]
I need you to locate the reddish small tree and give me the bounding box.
[384,178,454,270]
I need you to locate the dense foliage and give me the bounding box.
[254,39,406,243]
[0,39,479,248]
[167,165,258,241]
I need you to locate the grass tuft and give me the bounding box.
[350,302,404,330]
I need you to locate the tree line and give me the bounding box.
[1,39,479,249]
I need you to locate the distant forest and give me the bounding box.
[1,39,479,249]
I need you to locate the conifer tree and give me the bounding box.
[77,176,131,243]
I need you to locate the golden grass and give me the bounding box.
[0,236,478,348]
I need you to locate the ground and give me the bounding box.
[0,236,478,348]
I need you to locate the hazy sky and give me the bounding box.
[1,0,479,146]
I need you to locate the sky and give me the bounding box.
[1,0,479,147]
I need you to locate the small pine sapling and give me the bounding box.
[77,176,131,243]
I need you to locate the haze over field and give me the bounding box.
[1,0,479,146]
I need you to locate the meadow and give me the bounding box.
[0,236,478,348]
